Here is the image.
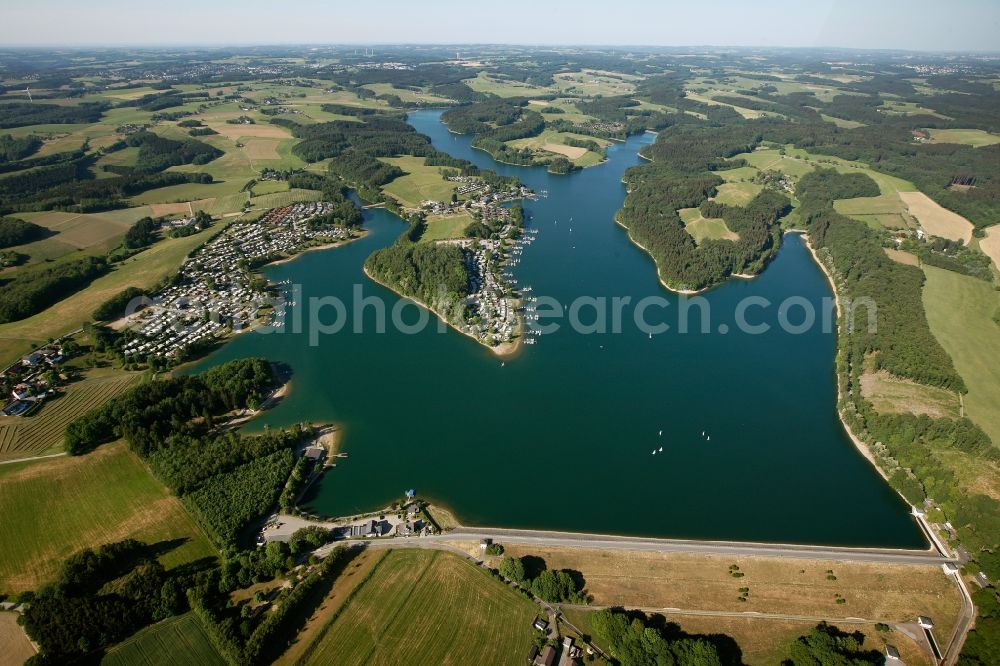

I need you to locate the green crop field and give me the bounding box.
[834,194,914,230]
[102,613,225,666]
[380,156,457,207]
[922,265,1000,447]
[422,213,474,242]
[0,223,223,367]
[299,549,537,666]
[0,443,215,592]
[0,369,141,460]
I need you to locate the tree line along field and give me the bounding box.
[0,368,141,460]
[293,549,538,666]
[0,442,215,592]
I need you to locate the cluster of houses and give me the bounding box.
[461,238,518,346]
[421,175,532,217]
[573,120,625,135]
[529,635,585,666]
[0,347,64,417]
[412,178,536,348]
[119,202,355,361]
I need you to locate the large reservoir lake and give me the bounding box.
[191,110,925,548]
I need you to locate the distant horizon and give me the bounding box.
[2,0,998,52]
[2,42,1000,56]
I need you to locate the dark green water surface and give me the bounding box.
[189,110,925,548]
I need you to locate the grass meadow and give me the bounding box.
[101,613,225,666]
[922,265,1000,447]
[0,443,215,593]
[298,549,537,666]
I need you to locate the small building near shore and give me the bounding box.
[885,645,901,661]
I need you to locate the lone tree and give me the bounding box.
[499,556,525,583]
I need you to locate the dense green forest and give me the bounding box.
[0,101,108,129]
[364,242,469,318]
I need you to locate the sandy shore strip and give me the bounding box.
[363,266,522,359]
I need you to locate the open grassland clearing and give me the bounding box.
[131,178,248,206]
[465,72,555,98]
[685,91,765,119]
[500,545,961,640]
[925,128,1000,148]
[275,548,385,665]
[379,156,457,207]
[203,121,294,141]
[900,192,974,244]
[361,83,454,105]
[0,612,36,664]
[553,70,637,96]
[979,225,1000,270]
[860,371,962,419]
[506,129,609,167]
[835,194,914,231]
[102,613,225,666]
[713,181,762,206]
[0,368,141,460]
[249,188,321,210]
[421,212,474,243]
[772,145,917,196]
[0,223,221,367]
[884,248,920,266]
[0,442,215,593]
[297,549,537,666]
[148,202,192,217]
[679,208,738,244]
[242,138,282,160]
[881,100,950,119]
[17,206,154,254]
[922,265,1000,446]
[738,148,816,179]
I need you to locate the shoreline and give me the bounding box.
[793,230,897,484]
[266,229,369,267]
[363,265,522,359]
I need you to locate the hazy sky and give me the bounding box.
[2,0,998,52]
